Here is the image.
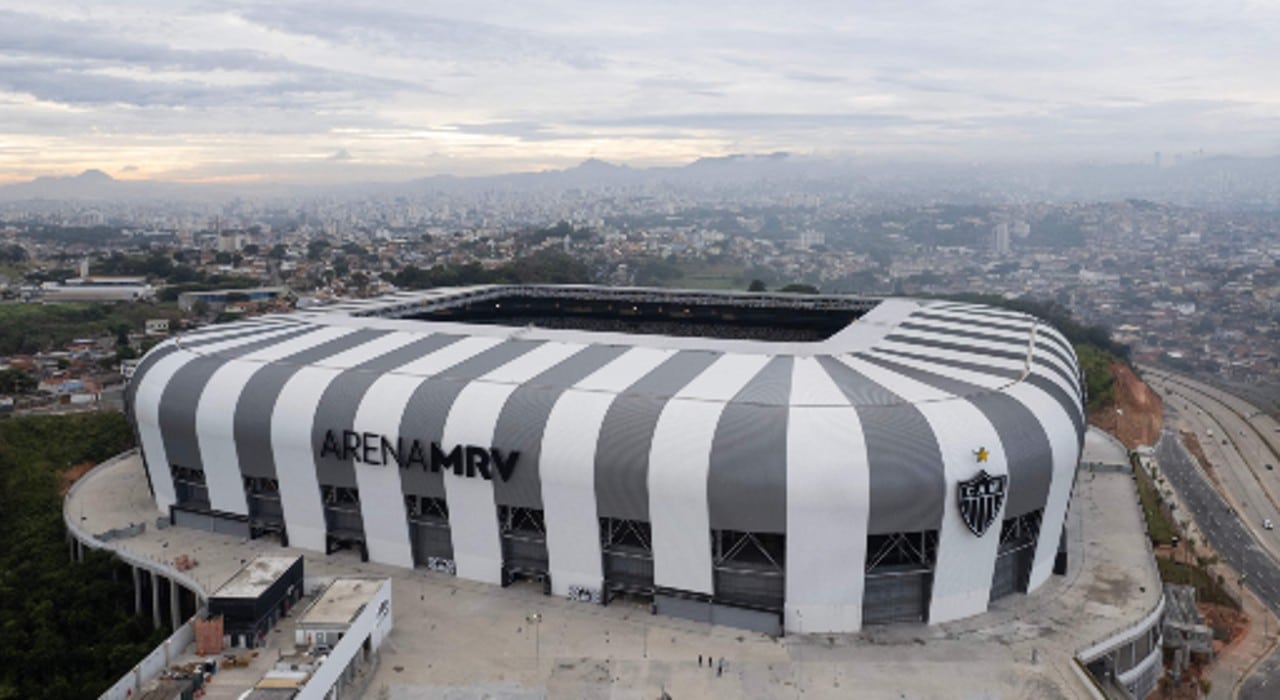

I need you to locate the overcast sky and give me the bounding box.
[2,0,1278,183]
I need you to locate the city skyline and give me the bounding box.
[3,0,1280,184]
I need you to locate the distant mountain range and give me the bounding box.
[3,153,1280,206]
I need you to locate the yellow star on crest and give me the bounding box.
[974,447,990,463]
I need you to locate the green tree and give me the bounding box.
[1075,344,1116,413]
[0,413,163,699]
[748,279,767,292]
[0,368,36,394]
[307,240,331,260]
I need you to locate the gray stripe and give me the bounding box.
[930,303,1030,322]
[234,330,390,480]
[397,340,542,499]
[817,356,945,534]
[912,310,1033,334]
[158,325,321,475]
[1025,370,1086,439]
[125,342,179,416]
[895,321,1032,349]
[883,334,1027,363]
[872,345,1085,437]
[177,321,268,340]
[884,332,1079,392]
[594,350,720,521]
[1034,326,1077,375]
[708,355,793,533]
[857,354,1053,519]
[1035,341,1076,382]
[310,334,464,490]
[491,344,629,508]
[178,323,290,349]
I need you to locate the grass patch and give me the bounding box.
[669,262,749,290]
[0,301,183,354]
[1157,558,1241,610]
[1133,457,1176,546]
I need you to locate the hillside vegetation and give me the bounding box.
[0,412,162,700]
[0,302,183,355]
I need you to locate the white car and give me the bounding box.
[1265,518,1274,531]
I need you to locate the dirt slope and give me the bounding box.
[1089,362,1164,450]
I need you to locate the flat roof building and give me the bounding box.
[207,555,304,648]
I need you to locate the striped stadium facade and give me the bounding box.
[126,285,1085,635]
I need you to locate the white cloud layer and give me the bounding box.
[1,0,1278,182]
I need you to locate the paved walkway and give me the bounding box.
[70,439,1160,699]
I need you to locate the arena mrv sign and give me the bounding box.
[318,429,520,482]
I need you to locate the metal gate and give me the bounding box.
[862,571,931,624]
[989,545,1033,601]
[989,510,1041,601]
[500,506,549,581]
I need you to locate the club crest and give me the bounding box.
[957,469,1007,537]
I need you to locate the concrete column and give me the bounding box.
[169,577,182,632]
[151,571,162,630]
[133,566,142,615]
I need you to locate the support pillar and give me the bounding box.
[133,566,142,616]
[151,571,162,630]
[170,577,182,632]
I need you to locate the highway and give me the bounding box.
[1138,367,1280,698]
[1142,366,1280,560]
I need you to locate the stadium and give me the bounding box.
[126,285,1085,635]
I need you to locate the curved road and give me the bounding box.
[1138,368,1280,699]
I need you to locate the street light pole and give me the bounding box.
[526,612,542,670]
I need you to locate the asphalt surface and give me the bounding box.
[1151,406,1280,699]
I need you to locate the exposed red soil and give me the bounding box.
[1089,362,1164,450]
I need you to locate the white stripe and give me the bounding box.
[383,335,504,377]
[1010,382,1081,590]
[1031,333,1083,400]
[541,347,677,598]
[861,350,1014,392]
[873,339,1025,372]
[195,328,371,515]
[839,348,1079,592]
[839,355,1006,624]
[272,365,344,552]
[785,357,869,633]
[900,314,1034,341]
[442,342,587,584]
[870,340,1080,401]
[270,333,429,553]
[136,328,307,514]
[927,303,1031,323]
[196,359,262,516]
[890,326,1032,354]
[310,331,422,370]
[349,337,506,569]
[649,353,771,594]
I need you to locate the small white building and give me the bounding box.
[289,577,392,700]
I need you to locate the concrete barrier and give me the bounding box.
[63,449,207,700]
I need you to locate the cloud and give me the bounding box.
[0,0,1278,181]
[235,4,607,70]
[574,112,920,131]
